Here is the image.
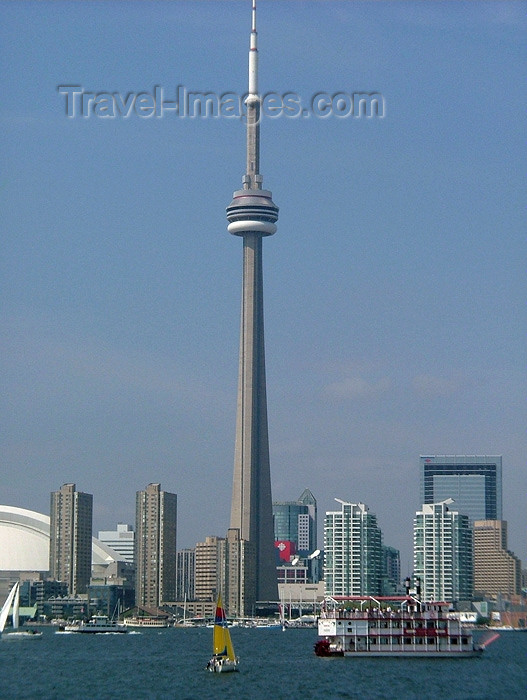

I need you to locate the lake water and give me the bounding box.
[1,626,525,699]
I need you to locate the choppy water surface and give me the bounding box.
[1,626,525,699]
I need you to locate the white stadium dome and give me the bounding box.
[0,505,123,572]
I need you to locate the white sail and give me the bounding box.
[12,582,20,630]
[0,582,18,634]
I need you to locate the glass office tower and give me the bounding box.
[273,488,317,555]
[420,455,502,521]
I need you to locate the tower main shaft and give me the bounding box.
[226,0,278,604]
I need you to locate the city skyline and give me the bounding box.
[2,1,526,572]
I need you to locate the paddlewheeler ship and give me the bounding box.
[315,595,499,658]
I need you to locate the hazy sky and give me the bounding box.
[2,0,525,571]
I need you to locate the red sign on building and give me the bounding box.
[274,540,296,562]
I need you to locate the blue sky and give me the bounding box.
[2,0,525,571]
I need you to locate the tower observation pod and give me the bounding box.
[225,0,279,607]
[226,189,278,236]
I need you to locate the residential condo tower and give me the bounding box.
[135,483,177,607]
[49,483,93,595]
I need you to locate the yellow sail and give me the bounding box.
[224,626,235,661]
[212,595,235,661]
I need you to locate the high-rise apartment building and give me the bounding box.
[49,483,93,595]
[194,535,226,602]
[176,548,195,601]
[135,483,177,607]
[413,500,474,602]
[420,455,502,521]
[473,520,521,597]
[324,500,383,597]
[98,523,135,563]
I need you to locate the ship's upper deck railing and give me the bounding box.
[319,607,447,621]
[320,596,451,621]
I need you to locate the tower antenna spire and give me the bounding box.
[246,0,260,186]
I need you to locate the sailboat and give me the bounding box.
[206,594,239,673]
[0,582,42,640]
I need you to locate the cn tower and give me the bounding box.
[226,0,278,602]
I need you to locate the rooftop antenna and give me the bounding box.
[245,0,260,188]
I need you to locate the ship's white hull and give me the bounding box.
[59,616,128,634]
[123,618,168,628]
[207,658,239,673]
[1,631,43,641]
[76,627,127,634]
[342,648,483,658]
